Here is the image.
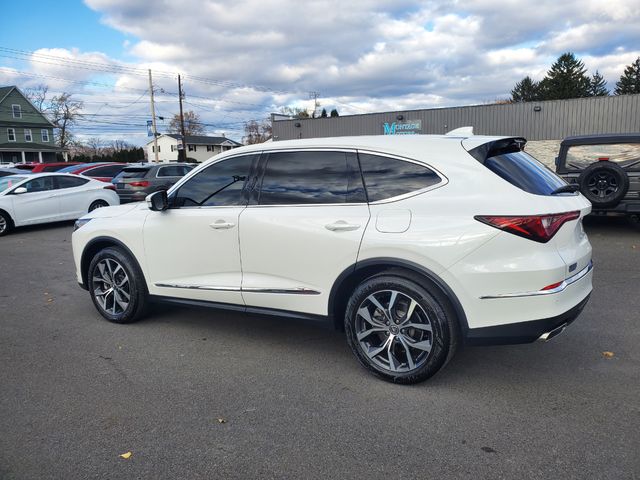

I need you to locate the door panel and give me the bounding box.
[143,207,245,304]
[12,177,59,225]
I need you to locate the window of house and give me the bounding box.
[7,128,16,142]
[188,145,195,152]
[173,154,257,207]
[24,129,32,142]
[12,105,22,118]
[258,151,366,205]
[359,153,442,202]
[206,145,212,152]
[41,129,49,142]
[170,145,175,152]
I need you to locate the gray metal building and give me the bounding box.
[272,94,640,142]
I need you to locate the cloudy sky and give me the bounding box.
[1,0,639,145]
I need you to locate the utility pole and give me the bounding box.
[148,69,159,163]
[178,75,187,162]
[309,91,320,117]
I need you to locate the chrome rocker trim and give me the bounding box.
[480,260,593,299]
[155,283,321,295]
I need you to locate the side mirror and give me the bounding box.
[13,187,27,195]
[146,190,168,211]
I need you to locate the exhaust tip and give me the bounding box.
[537,323,568,342]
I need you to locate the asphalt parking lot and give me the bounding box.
[0,218,638,480]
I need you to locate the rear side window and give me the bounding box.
[258,151,365,205]
[157,166,186,177]
[56,176,89,189]
[173,154,257,207]
[359,154,441,202]
[484,151,566,195]
[565,143,640,171]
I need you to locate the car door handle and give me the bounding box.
[325,220,361,232]
[210,220,236,230]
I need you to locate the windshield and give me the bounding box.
[0,176,27,192]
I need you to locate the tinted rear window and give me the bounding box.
[118,168,150,179]
[484,151,566,195]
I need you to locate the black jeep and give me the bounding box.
[555,134,640,217]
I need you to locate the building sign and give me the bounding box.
[147,120,153,137]
[382,120,422,135]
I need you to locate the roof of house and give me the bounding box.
[0,86,14,103]
[164,134,242,146]
[0,85,56,127]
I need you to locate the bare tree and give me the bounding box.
[48,93,84,149]
[168,110,205,136]
[24,85,49,112]
[243,119,272,144]
[85,137,102,157]
[111,139,132,152]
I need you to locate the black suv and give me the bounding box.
[555,134,640,216]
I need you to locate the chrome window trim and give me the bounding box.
[155,283,321,295]
[480,260,593,299]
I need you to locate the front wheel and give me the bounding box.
[0,211,12,237]
[345,273,459,384]
[88,247,148,323]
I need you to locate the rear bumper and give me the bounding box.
[464,293,590,345]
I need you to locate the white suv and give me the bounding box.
[72,135,593,384]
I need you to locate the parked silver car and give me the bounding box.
[112,163,194,203]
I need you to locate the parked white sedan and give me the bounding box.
[0,173,119,236]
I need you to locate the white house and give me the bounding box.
[146,134,242,163]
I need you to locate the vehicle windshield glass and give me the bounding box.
[117,168,150,179]
[0,176,27,192]
[565,143,640,171]
[484,150,567,195]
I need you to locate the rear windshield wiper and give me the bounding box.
[551,184,579,195]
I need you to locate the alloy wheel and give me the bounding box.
[92,258,130,315]
[355,290,433,373]
[586,171,619,199]
[0,216,6,234]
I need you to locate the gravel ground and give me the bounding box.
[0,217,638,480]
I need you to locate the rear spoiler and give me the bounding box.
[464,137,527,164]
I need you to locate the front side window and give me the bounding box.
[12,105,21,118]
[41,129,49,142]
[359,153,441,202]
[258,151,365,205]
[7,128,16,142]
[24,129,32,142]
[565,143,640,172]
[172,154,257,207]
[23,176,55,193]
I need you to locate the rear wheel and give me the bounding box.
[88,199,109,212]
[345,273,459,384]
[0,211,12,237]
[88,247,148,323]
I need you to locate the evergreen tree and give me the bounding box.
[588,71,609,96]
[614,57,640,95]
[539,52,591,100]
[320,108,327,117]
[510,76,541,102]
[330,108,339,117]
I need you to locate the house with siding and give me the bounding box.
[146,134,242,163]
[0,86,64,164]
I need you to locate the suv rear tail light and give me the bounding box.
[130,181,150,187]
[474,211,580,243]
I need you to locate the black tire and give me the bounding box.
[0,210,13,237]
[344,271,459,384]
[88,199,109,212]
[578,162,629,208]
[88,247,148,324]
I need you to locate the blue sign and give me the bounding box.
[382,120,422,135]
[147,120,153,137]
